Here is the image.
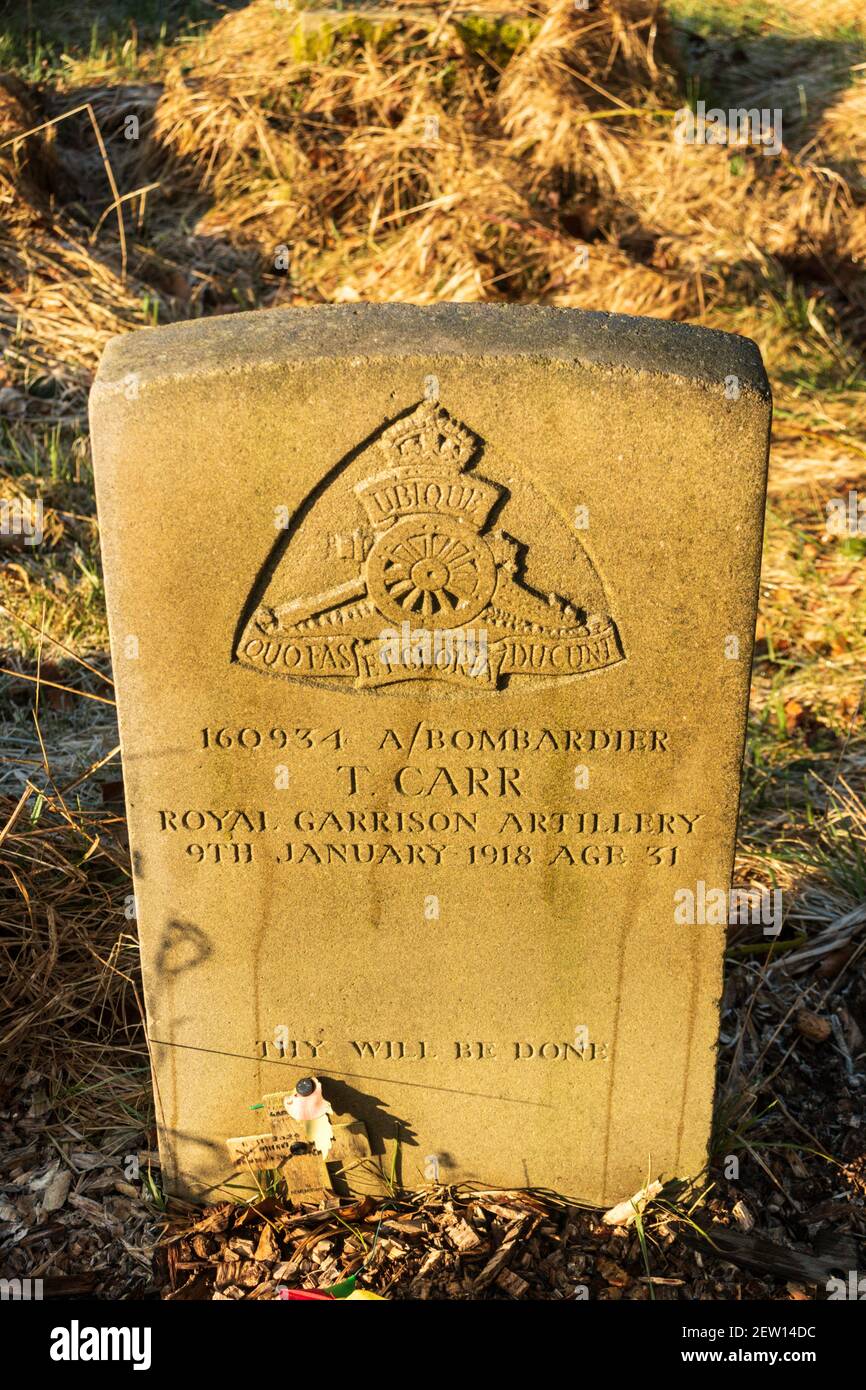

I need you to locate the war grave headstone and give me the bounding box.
[90,303,771,1204]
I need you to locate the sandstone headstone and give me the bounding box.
[90,304,770,1205]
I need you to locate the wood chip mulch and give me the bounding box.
[158,1180,863,1301]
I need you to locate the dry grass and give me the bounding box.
[0,0,864,1299]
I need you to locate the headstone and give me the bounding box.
[90,304,770,1205]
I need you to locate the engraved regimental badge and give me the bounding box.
[235,400,623,690]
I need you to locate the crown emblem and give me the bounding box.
[378,400,476,471]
